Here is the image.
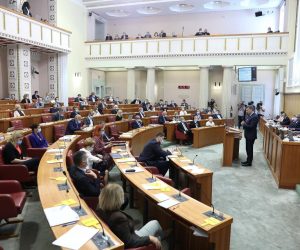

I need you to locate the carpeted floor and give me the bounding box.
[1,132,300,250]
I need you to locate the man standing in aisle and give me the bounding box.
[241,105,259,167]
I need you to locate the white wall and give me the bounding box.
[0,47,8,98]
[105,71,127,99]
[135,70,146,99]
[30,0,49,21]
[57,0,88,97]
[209,67,223,108]
[105,9,279,39]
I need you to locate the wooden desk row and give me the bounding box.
[38,136,124,250]
[111,141,232,250]
[261,119,300,189]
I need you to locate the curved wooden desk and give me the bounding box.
[119,125,164,156]
[37,135,124,250]
[192,126,225,148]
[111,145,232,250]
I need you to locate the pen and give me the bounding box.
[62,221,77,227]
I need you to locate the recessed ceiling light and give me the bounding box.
[137,6,161,15]
[169,3,195,12]
[106,9,130,17]
[203,1,231,9]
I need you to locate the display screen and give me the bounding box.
[238,67,257,82]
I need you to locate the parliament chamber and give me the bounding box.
[1,1,300,250]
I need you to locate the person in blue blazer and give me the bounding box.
[29,124,48,148]
[65,115,85,135]
[241,105,259,166]
[131,115,143,129]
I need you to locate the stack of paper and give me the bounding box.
[55,199,78,206]
[154,193,170,202]
[142,182,170,191]
[117,158,136,163]
[201,217,221,227]
[44,205,79,227]
[52,225,98,250]
[81,217,101,229]
[158,199,180,209]
[47,159,63,164]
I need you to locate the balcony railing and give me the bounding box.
[85,32,288,60]
[0,6,71,53]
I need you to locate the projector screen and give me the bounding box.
[238,67,257,82]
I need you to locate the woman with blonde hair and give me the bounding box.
[2,131,40,173]
[115,109,123,121]
[13,104,25,117]
[97,184,162,249]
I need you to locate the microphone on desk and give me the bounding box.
[62,170,69,193]
[193,154,198,165]
[90,209,109,243]
[62,171,82,211]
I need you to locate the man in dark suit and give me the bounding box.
[138,107,145,118]
[139,133,171,176]
[98,100,106,114]
[65,115,84,135]
[241,105,259,167]
[105,34,113,41]
[69,151,101,197]
[158,111,168,125]
[177,117,192,137]
[279,111,290,126]
[88,92,99,103]
[212,111,222,119]
[84,111,94,127]
[70,107,80,118]
[53,108,65,121]
[32,91,40,100]
[168,100,177,109]
[190,115,201,129]
[131,115,143,129]
[74,94,83,103]
[111,105,119,114]
[131,98,141,104]
[289,114,300,131]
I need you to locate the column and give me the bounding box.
[222,66,233,118]
[127,68,135,102]
[48,0,57,25]
[146,68,155,103]
[57,53,68,106]
[7,44,31,100]
[48,53,59,99]
[199,66,209,109]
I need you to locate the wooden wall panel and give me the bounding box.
[284,93,300,116]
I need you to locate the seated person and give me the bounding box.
[98,100,106,114]
[267,27,273,33]
[131,115,143,129]
[21,94,31,103]
[138,107,145,118]
[173,112,179,121]
[70,107,80,118]
[79,138,108,175]
[202,29,210,35]
[195,109,202,120]
[54,97,61,108]
[289,114,300,131]
[144,32,152,38]
[195,28,203,36]
[3,131,40,173]
[179,107,187,116]
[97,122,114,143]
[34,97,44,108]
[121,32,129,40]
[84,110,94,127]
[158,111,168,124]
[88,92,99,103]
[213,110,222,119]
[114,97,121,105]
[278,111,290,126]
[22,1,32,17]
[96,184,162,249]
[14,104,25,117]
[29,124,48,148]
[139,133,171,176]
[131,98,141,104]
[190,115,201,129]
[74,94,84,103]
[168,100,177,108]
[32,91,40,100]
[69,151,102,197]
[93,105,101,116]
[65,115,85,135]
[53,108,65,121]
[115,109,123,121]
[111,105,119,114]
[159,30,166,37]
[206,116,215,127]
[105,34,113,41]
[181,99,188,109]
[79,98,88,110]
[177,117,192,139]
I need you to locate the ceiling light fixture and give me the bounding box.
[137,6,161,15]
[169,3,195,12]
[105,9,130,17]
[203,1,231,9]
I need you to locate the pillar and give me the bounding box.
[57,53,68,106]
[222,66,233,118]
[127,68,135,102]
[146,68,156,103]
[199,66,209,109]
[48,0,57,25]
[48,53,59,100]
[7,44,31,100]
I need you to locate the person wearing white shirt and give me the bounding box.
[14,104,25,117]
[79,138,106,174]
[179,107,187,116]
[206,116,215,127]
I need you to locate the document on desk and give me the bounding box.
[117,157,136,163]
[154,193,170,202]
[191,168,205,174]
[52,225,98,250]
[158,199,180,209]
[47,149,63,153]
[44,205,79,227]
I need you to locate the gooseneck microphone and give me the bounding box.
[62,170,82,210]
[193,154,198,165]
[62,170,69,193]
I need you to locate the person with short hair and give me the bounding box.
[69,151,102,197]
[289,114,300,131]
[131,115,143,129]
[70,106,80,118]
[84,110,94,127]
[32,91,40,100]
[179,106,187,116]
[22,1,32,17]
[195,28,203,36]
[116,109,123,121]
[190,115,201,129]
[21,94,31,103]
[205,116,215,127]
[158,111,168,125]
[74,94,83,103]
[111,105,119,114]
[3,131,40,173]
[13,104,25,117]
[241,105,259,167]
[278,111,290,126]
[29,124,48,148]
[88,92,99,103]
[53,108,65,121]
[139,133,171,176]
[96,183,162,249]
[65,115,85,135]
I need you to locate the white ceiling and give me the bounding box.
[81,0,283,19]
